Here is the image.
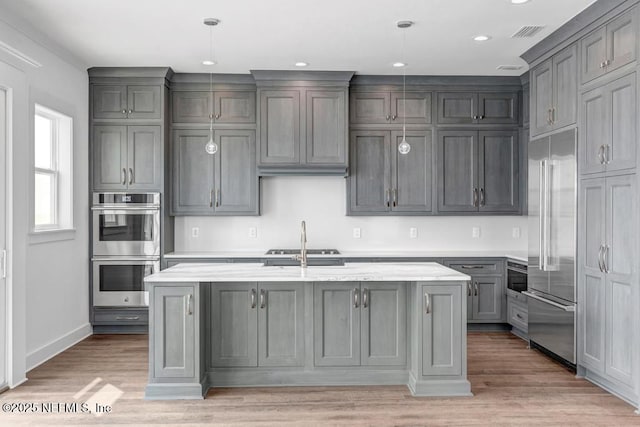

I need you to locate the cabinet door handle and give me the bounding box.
[599,61,605,69]
[480,188,485,207]
[215,113,221,120]
[598,145,604,164]
[467,282,472,296]
[128,168,133,185]
[473,188,478,207]
[474,282,478,296]
[209,189,214,208]
[424,292,431,314]
[250,288,257,308]
[363,288,368,308]
[392,189,398,208]
[479,115,485,120]
[461,265,483,269]
[552,107,556,123]
[391,114,397,120]
[597,245,605,272]
[386,114,391,121]
[186,294,193,316]
[547,108,552,125]
[605,59,611,67]
[515,313,523,320]
[260,289,266,309]
[605,144,611,164]
[215,189,220,207]
[116,316,140,321]
[122,168,127,185]
[385,189,391,208]
[603,245,610,274]
[121,109,127,114]
[353,288,360,308]
[128,109,133,114]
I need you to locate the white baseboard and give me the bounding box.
[26,323,92,371]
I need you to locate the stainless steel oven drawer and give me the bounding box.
[93,308,148,325]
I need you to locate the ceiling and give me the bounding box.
[3,0,597,75]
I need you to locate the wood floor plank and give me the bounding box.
[0,332,638,426]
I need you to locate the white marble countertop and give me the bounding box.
[164,250,528,263]
[145,262,471,283]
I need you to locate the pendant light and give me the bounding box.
[397,20,413,155]
[203,18,219,155]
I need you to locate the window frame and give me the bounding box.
[33,108,60,230]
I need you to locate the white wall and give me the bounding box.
[176,176,528,252]
[0,6,90,381]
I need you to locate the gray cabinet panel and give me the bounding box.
[210,283,258,367]
[258,283,305,367]
[259,90,300,164]
[478,130,519,213]
[361,282,406,366]
[350,92,390,124]
[153,286,195,379]
[605,9,637,74]
[580,86,608,175]
[581,27,607,83]
[348,131,391,213]
[93,85,127,119]
[171,129,215,214]
[214,130,258,214]
[128,126,161,190]
[391,130,433,213]
[306,90,347,165]
[437,92,476,124]
[92,125,127,190]
[313,283,360,366]
[391,91,432,124]
[531,59,553,136]
[553,45,577,129]
[478,92,518,124]
[214,91,256,124]
[437,130,477,212]
[127,85,161,120]
[421,284,462,376]
[471,276,503,321]
[522,83,530,127]
[172,91,212,123]
[608,73,636,173]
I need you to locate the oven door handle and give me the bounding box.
[91,207,160,211]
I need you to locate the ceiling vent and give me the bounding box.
[511,25,545,38]
[497,65,524,71]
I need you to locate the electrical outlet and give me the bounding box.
[472,227,481,238]
[191,227,199,238]
[248,227,257,238]
[353,227,361,239]
[409,227,418,239]
[512,227,521,238]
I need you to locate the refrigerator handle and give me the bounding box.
[539,160,545,271]
[523,291,575,312]
[542,160,551,271]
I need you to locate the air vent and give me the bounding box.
[497,65,524,71]
[511,25,545,38]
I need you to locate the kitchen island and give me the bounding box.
[143,262,472,400]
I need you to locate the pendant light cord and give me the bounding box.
[402,27,406,140]
[209,24,214,137]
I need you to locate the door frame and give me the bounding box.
[0,85,7,392]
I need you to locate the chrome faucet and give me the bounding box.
[294,220,308,268]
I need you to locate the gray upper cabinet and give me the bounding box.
[421,284,462,376]
[259,89,301,165]
[581,7,637,84]
[306,90,347,164]
[348,130,433,215]
[93,85,161,120]
[171,128,258,215]
[437,92,518,125]
[438,131,478,212]
[522,82,530,128]
[350,91,432,125]
[530,44,577,136]
[580,72,636,175]
[172,91,256,124]
[478,130,519,213]
[93,125,161,191]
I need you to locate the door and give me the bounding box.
[348,131,391,213]
[421,284,462,376]
[580,85,608,174]
[214,91,256,124]
[531,59,553,136]
[171,129,214,214]
[257,283,305,367]
[126,85,161,120]
[578,178,606,372]
[0,88,6,390]
[471,277,503,321]
[361,282,406,366]
[127,126,161,190]
[436,92,477,124]
[391,130,432,213]
[552,44,577,129]
[214,130,258,214]
[172,91,212,123]
[477,92,519,124]
[259,90,300,164]
[313,283,360,366]
[438,130,478,212]
[350,92,390,124]
[92,85,126,119]
[210,283,258,367]
[581,27,607,83]
[605,10,637,74]
[528,136,549,294]
[306,90,347,165]
[478,130,519,213]
[92,125,127,190]
[152,286,195,379]
[607,73,636,173]
[390,91,432,124]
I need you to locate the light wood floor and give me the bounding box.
[1,332,638,426]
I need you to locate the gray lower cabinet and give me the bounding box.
[171,91,256,124]
[171,128,258,215]
[438,130,519,214]
[348,129,433,215]
[580,72,636,175]
[93,84,161,120]
[437,92,518,125]
[579,174,637,394]
[314,282,407,367]
[93,125,161,190]
[210,282,305,368]
[350,91,432,125]
[506,291,528,335]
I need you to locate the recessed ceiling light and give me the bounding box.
[511,0,530,4]
[393,62,406,68]
[202,60,216,66]
[295,62,308,67]
[473,35,491,42]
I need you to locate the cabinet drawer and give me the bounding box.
[93,309,149,325]
[507,298,528,332]
[445,260,503,275]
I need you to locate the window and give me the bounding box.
[33,104,73,232]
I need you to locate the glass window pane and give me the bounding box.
[35,172,54,226]
[34,114,52,169]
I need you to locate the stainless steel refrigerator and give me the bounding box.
[525,128,577,366]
